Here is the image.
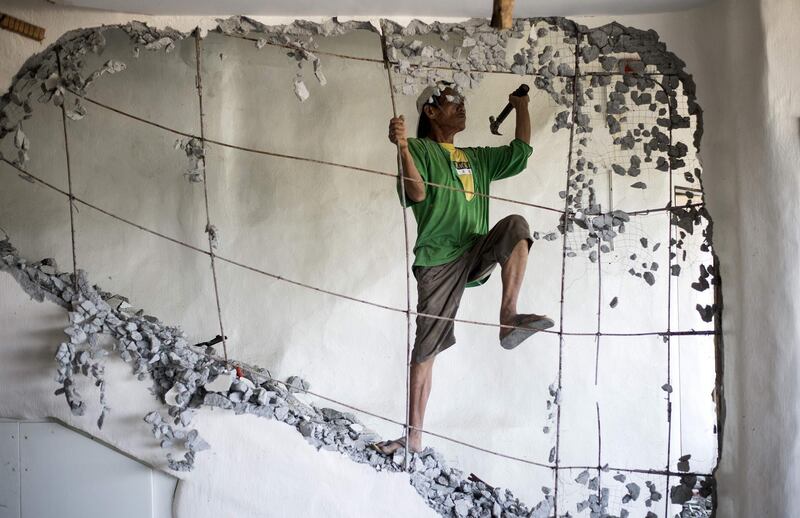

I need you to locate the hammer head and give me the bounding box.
[489,115,502,135]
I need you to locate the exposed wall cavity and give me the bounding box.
[0,14,720,518]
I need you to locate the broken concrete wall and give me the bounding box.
[0,0,756,516]
[577,1,800,515]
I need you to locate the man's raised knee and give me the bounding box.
[503,214,529,231]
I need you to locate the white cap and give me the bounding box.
[415,81,454,115]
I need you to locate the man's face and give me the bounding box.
[425,87,467,133]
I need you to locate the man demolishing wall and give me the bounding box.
[373,82,554,455]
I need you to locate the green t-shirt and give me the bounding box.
[396,136,533,278]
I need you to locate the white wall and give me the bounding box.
[0,419,176,518]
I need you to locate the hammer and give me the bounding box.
[489,83,530,135]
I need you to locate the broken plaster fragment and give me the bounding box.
[696,304,714,322]
[575,470,591,485]
[65,98,87,121]
[670,479,694,505]
[623,482,641,503]
[205,370,234,393]
[294,77,310,102]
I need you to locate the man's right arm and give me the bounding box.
[389,115,426,203]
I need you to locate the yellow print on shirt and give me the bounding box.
[439,143,474,201]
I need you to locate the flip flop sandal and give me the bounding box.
[368,437,406,455]
[500,314,555,350]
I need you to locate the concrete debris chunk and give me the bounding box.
[645,480,663,503]
[293,77,310,102]
[575,470,591,485]
[696,304,714,322]
[623,482,641,503]
[670,476,696,505]
[205,370,234,392]
[286,375,310,393]
[677,454,691,472]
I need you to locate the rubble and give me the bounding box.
[1,238,555,517]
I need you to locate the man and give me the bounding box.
[372,83,554,455]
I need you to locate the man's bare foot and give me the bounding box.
[370,433,422,455]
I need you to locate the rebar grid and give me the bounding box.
[0,24,722,516]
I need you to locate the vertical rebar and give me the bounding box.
[379,23,414,472]
[55,49,79,292]
[194,29,229,362]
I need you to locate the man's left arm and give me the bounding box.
[478,93,533,182]
[511,93,531,145]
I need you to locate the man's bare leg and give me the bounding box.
[499,239,529,339]
[372,355,435,454]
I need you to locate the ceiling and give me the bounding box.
[53,0,710,17]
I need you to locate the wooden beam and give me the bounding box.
[490,0,515,30]
[0,13,46,42]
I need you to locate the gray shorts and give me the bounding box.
[411,214,533,364]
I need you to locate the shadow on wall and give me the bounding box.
[0,15,719,518]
